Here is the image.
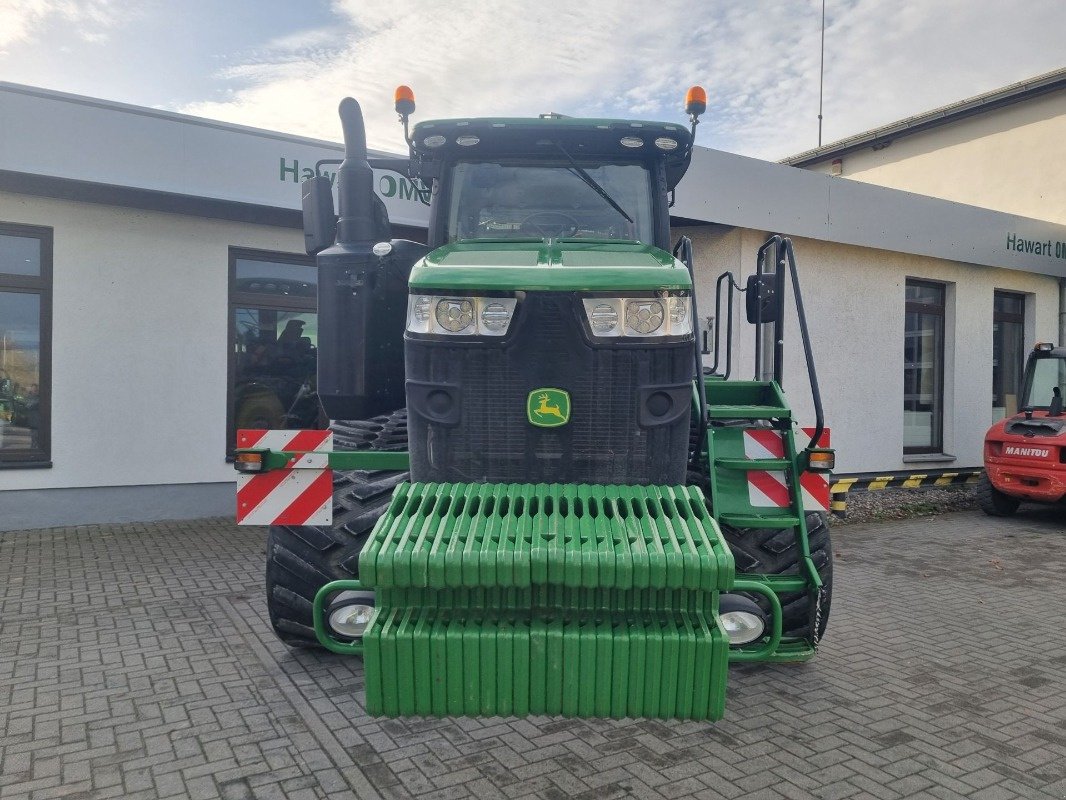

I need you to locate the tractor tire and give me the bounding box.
[720,512,832,642]
[235,391,285,431]
[266,410,409,648]
[977,472,1020,517]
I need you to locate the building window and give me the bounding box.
[227,248,322,454]
[903,280,945,453]
[992,291,1025,419]
[0,224,52,466]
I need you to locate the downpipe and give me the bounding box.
[1059,277,1065,346]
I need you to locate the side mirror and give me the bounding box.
[745,273,781,323]
[301,176,337,255]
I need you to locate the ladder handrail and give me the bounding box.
[783,237,825,455]
[753,235,825,456]
[679,234,824,460]
[708,271,742,379]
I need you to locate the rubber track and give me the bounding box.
[266,409,409,647]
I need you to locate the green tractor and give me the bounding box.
[236,86,834,721]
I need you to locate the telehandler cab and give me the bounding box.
[981,342,1066,515]
[235,86,835,721]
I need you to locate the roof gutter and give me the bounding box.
[1060,278,1066,348]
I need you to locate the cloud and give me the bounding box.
[177,0,1063,160]
[0,0,123,50]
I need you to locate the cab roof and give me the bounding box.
[411,116,693,188]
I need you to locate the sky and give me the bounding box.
[0,0,1062,160]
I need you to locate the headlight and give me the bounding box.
[589,303,619,334]
[325,590,376,640]
[720,610,766,645]
[719,593,769,646]
[480,302,511,331]
[625,300,665,334]
[407,295,518,336]
[435,298,474,333]
[669,295,688,326]
[582,293,692,338]
[329,603,375,638]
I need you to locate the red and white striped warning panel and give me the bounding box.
[743,427,831,512]
[236,428,333,454]
[236,429,334,526]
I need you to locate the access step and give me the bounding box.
[705,405,790,421]
[714,457,790,470]
[718,513,801,529]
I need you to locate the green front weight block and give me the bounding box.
[309,482,807,721]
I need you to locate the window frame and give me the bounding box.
[0,222,53,468]
[992,289,1026,416]
[903,279,946,455]
[226,246,317,458]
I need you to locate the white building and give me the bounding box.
[785,67,1066,223]
[1,82,1063,530]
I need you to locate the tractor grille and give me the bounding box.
[405,293,693,485]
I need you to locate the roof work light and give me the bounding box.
[394,85,416,117]
[685,85,707,119]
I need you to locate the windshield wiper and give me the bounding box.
[553,141,634,224]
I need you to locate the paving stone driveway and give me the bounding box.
[2,506,1065,800]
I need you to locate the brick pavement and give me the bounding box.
[1,507,1065,800]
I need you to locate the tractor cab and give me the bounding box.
[407,116,691,250]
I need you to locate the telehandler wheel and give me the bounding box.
[266,410,409,648]
[977,473,1020,517]
[720,512,833,642]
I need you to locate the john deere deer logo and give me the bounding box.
[527,388,571,427]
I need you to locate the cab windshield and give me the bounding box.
[445,161,655,243]
[1025,356,1066,409]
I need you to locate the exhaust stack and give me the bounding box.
[335,97,391,245]
[311,97,428,421]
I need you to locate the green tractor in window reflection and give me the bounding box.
[236,85,835,721]
[234,317,322,433]
[0,369,26,426]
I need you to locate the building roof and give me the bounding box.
[0,81,399,158]
[3,80,1066,279]
[783,67,1066,167]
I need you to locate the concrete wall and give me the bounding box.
[800,92,1066,224]
[686,226,1060,474]
[0,190,304,495]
